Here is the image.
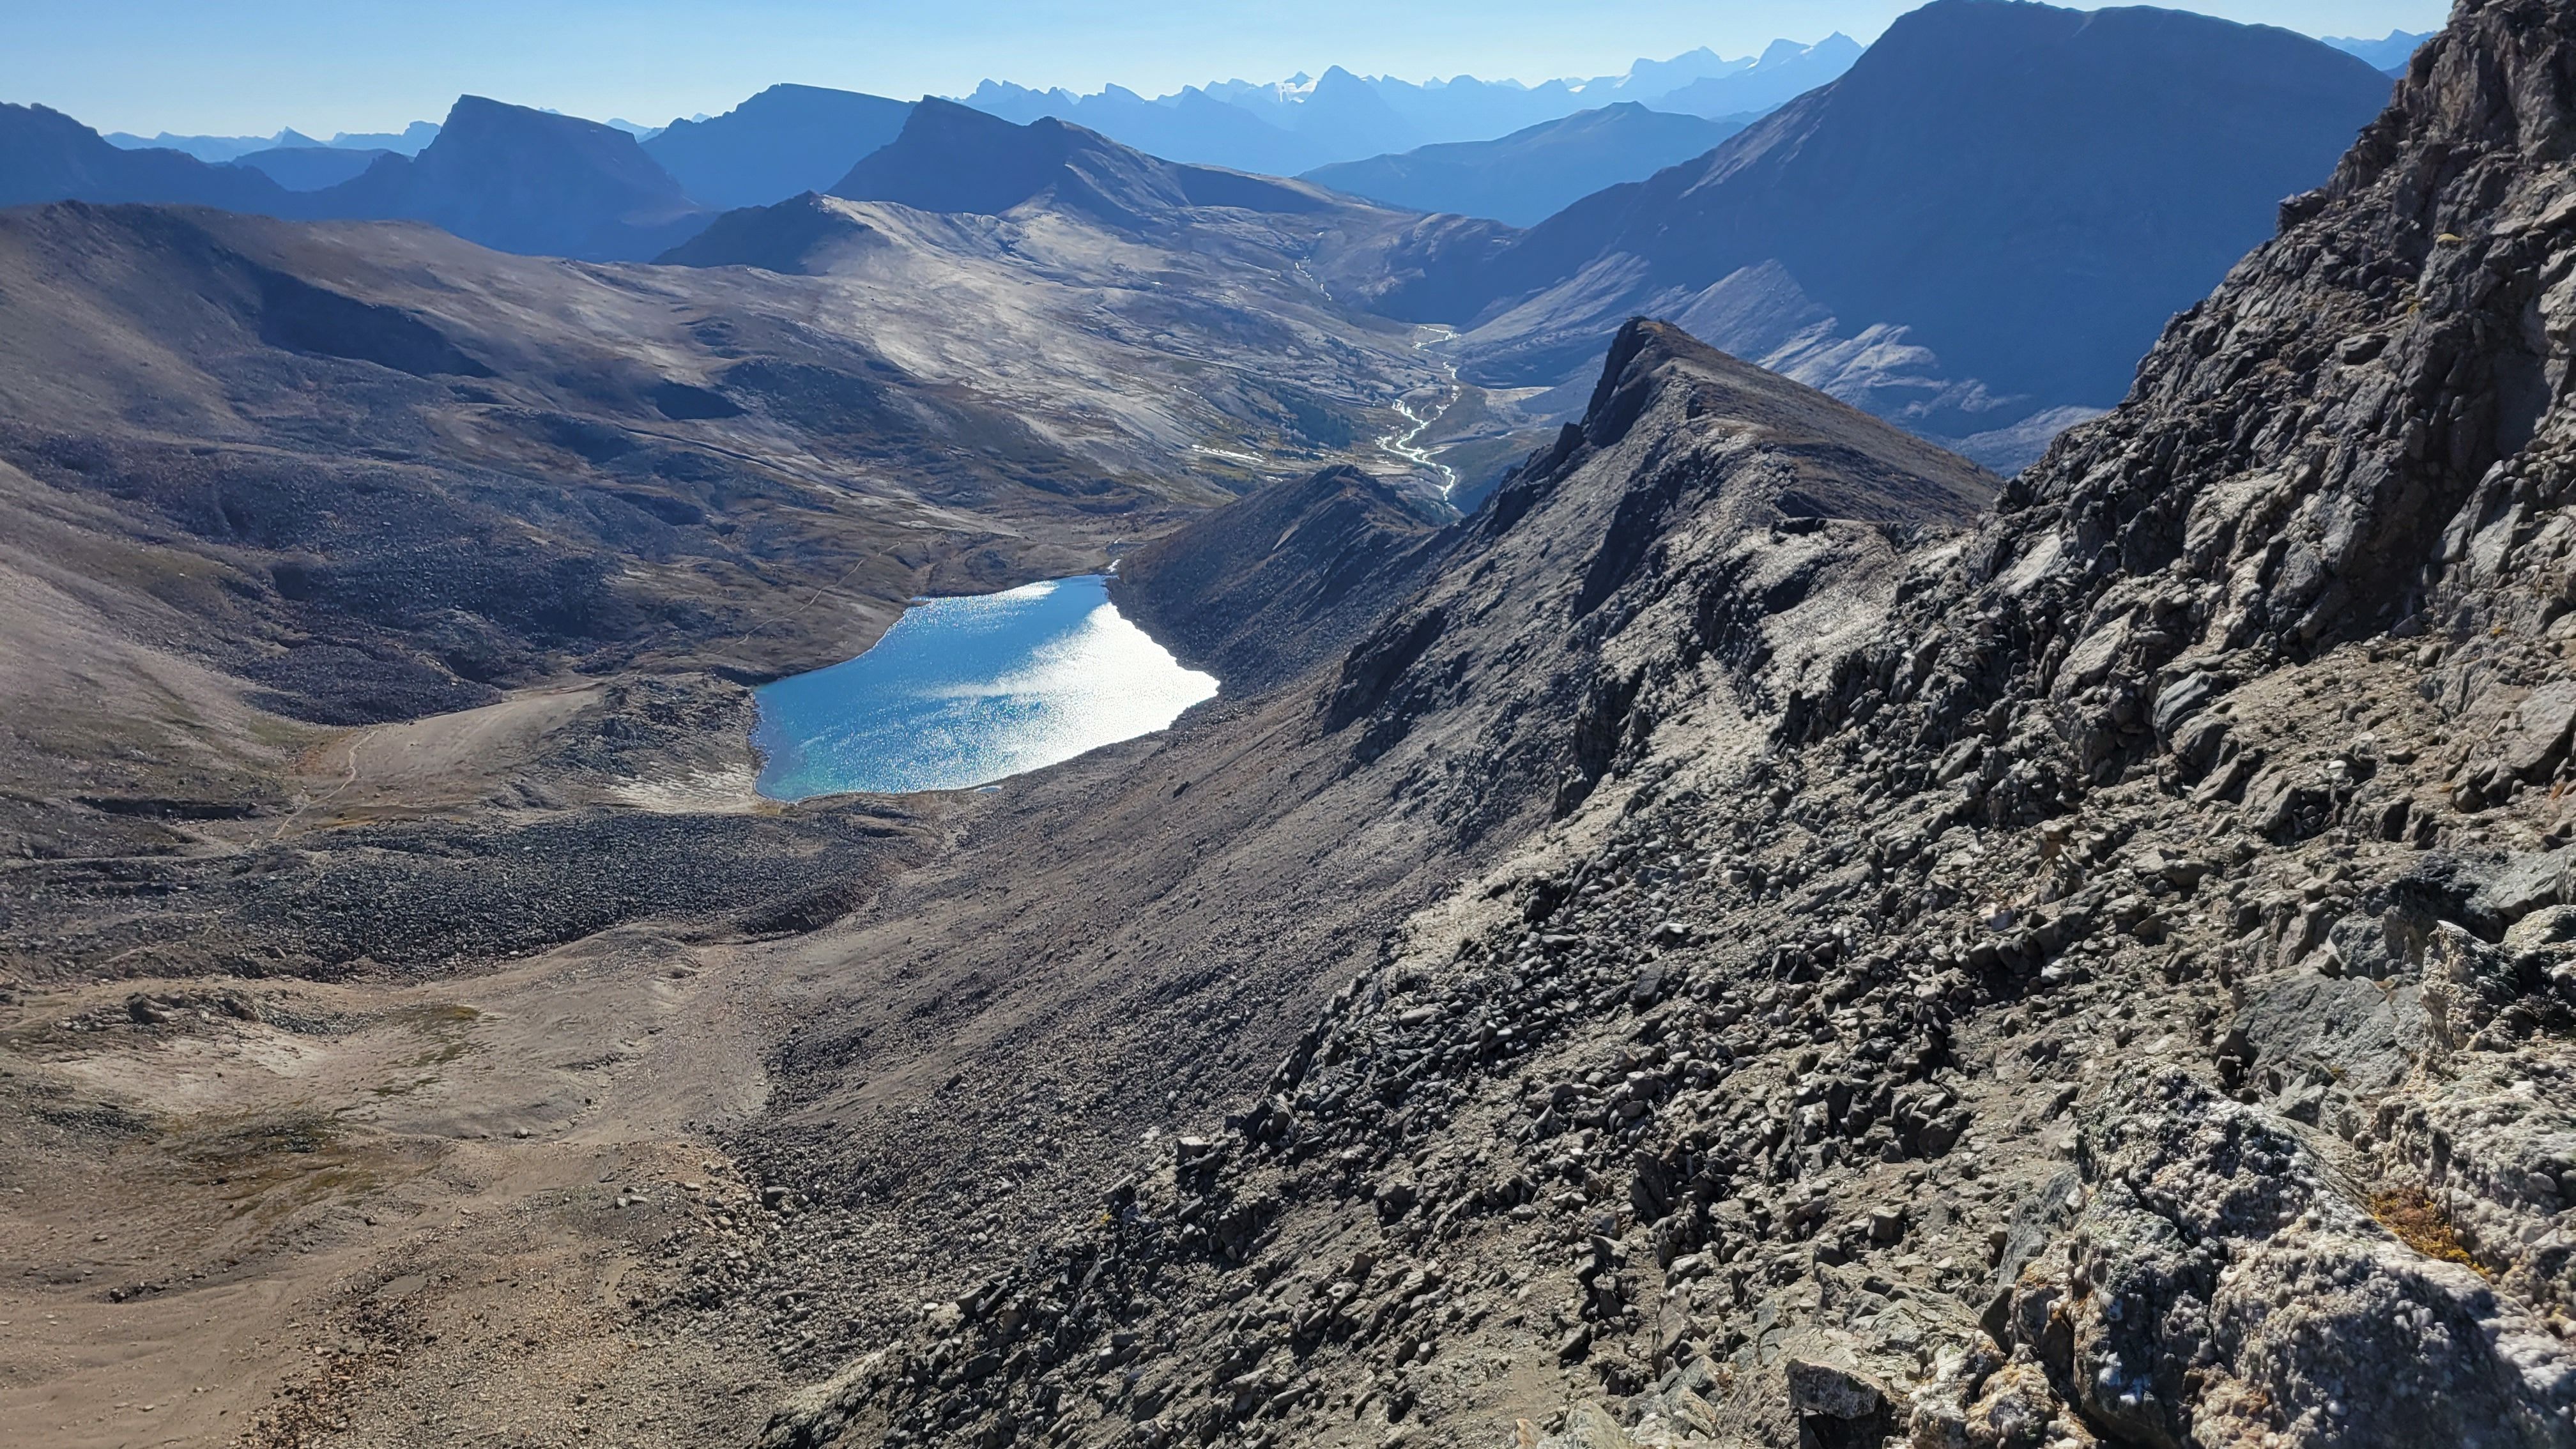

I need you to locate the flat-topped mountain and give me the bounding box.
[641,84,913,211]
[311,95,712,261]
[827,97,1331,227]
[1304,103,1745,227]
[1376,0,2395,469]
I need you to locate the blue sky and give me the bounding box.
[8,0,2450,137]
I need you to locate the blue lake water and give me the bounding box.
[751,575,1219,800]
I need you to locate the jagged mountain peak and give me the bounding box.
[1317,316,1992,828]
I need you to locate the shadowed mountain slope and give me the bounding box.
[1303,103,1745,227]
[1372,0,2395,470]
[0,102,301,212]
[642,84,914,211]
[1111,464,1453,694]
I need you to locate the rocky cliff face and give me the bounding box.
[755,4,2576,1447]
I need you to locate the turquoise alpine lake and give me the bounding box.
[750,575,1218,800]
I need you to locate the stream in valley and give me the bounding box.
[750,576,1217,799]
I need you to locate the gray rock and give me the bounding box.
[2469,849,2572,930]
[1784,1354,1886,1419]
[2016,1068,2576,1448]
[2505,904,2576,954]
[2152,671,2218,739]
[2504,680,2576,781]
[1535,1402,1633,1449]
[2237,967,2426,1094]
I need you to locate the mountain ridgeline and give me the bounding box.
[641,84,914,212]
[0,102,303,213]
[958,36,1862,176]
[1374,0,2396,470]
[825,97,1332,225]
[1303,103,1748,227]
[752,2,2576,1445]
[20,4,2576,1447]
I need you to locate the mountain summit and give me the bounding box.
[312,95,711,260]
[642,84,913,211]
[828,97,1330,227]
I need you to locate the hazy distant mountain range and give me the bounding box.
[6,96,716,261]
[1303,103,1748,226]
[8,4,2404,464]
[105,121,440,162]
[89,37,1853,185]
[960,36,1860,174]
[1372,0,2397,468]
[2321,28,2432,75]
